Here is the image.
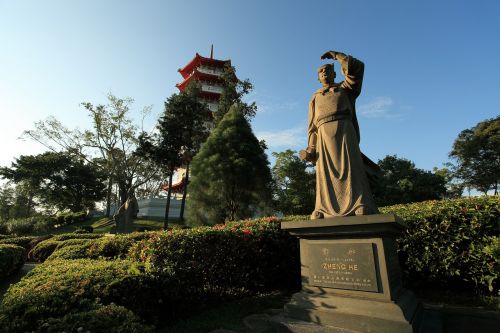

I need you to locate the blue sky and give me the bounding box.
[1,0,499,172]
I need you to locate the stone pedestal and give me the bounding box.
[281,214,422,333]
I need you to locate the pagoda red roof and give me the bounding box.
[178,53,230,79]
[160,177,186,193]
[176,69,224,91]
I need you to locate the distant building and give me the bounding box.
[138,47,231,219]
[176,46,231,113]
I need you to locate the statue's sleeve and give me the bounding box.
[307,95,317,152]
[339,56,364,98]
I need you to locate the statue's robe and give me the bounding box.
[307,55,379,218]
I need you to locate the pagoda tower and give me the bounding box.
[161,47,231,195]
[176,46,231,113]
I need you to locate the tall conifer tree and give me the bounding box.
[188,104,272,225]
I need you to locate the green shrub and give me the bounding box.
[88,236,136,259]
[4,218,34,236]
[28,239,59,263]
[51,233,103,241]
[73,211,88,222]
[0,236,43,252]
[0,223,7,235]
[0,259,192,331]
[30,239,98,263]
[74,225,93,233]
[38,235,148,263]
[44,304,154,333]
[46,242,93,261]
[0,244,26,278]
[130,217,300,293]
[380,196,499,292]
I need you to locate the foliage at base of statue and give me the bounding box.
[381,195,499,293]
[130,217,300,293]
[0,259,230,331]
[0,260,154,331]
[0,244,26,279]
[43,304,155,333]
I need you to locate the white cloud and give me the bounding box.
[256,126,306,149]
[358,96,395,118]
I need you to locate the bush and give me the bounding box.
[54,211,88,227]
[51,233,103,241]
[33,235,150,263]
[4,218,34,236]
[74,225,93,234]
[28,239,59,263]
[0,259,192,331]
[130,217,300,293]
[380,196,500,292]
[44,304,154,333]
[0,244,26,278]
[46,242,94,261]
[0,236,43,252]
[88,236,137,259]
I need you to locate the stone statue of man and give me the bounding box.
[300,51,379,219]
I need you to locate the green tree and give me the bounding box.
[138,84,211,226]
[23,94,159,232]
[0,152,106,212]
[449,116,500,195]
[214,64,257,124]
[372,155,447,206]
[272,150,315,215]
[188,105,273,225]
[432,166,465,198]
[0,185,15,221]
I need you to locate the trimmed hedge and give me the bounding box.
[44,304,154,333]
[30,233,156,263]
[130,217,300,293]
[28,240,59,262]
[0,235,48,253]
[0,244,26,279]
[0,197,497,331]
[0,259,155,331]
[51,233,103,241]
[381,196,499,292]
[0,259,207,331]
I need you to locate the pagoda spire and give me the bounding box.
[210,44,213,59]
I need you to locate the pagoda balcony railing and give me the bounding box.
[198,65,224,76]
[201,84,224,94]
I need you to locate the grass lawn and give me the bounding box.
[31,216,185,236]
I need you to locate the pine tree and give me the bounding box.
[188,104,272,225]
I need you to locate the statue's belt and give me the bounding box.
[316,112,351,128]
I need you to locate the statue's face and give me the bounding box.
[318,65,335,86]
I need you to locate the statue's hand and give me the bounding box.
[320,51,337,60]
[299,149,317,164]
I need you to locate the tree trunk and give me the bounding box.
[179,163,190,222]
[27,192,34,217]
[164,172,173,229]
[105,176,113,217]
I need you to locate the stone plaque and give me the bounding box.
[309,242,378,292]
